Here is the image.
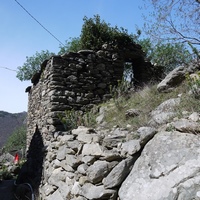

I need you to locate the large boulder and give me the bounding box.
[119,130,200,200]
[148,98,180,127]
[157,64,198,92]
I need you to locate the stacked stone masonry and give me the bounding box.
[39,126,157,200]
[27,48,125,143]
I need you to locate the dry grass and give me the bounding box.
[102,80,200,131]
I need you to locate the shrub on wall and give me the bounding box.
[80,15,136,50]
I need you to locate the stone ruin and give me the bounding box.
[23,42,164,199]
[26,43,162,145]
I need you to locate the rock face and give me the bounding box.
[119,130,200,200]
[157,63,198,92]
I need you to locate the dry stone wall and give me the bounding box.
[38,125,155,200]
[27,47,126,145]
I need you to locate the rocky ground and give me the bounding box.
[37,63,200,200]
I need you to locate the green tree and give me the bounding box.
[80,15,137,50]
[4,126,27,152]
[16,50,55,81]
[137,37,194,72]
[58,37,81,54]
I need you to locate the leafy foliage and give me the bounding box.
[58,37,81,54]
[16,14,196,81]
[138,39,194,73]
[80,15,136,50]
[16,50,55,81]
[4,126,27,152]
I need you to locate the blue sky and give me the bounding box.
[0,0,149,113]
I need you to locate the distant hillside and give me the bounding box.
[0,111,27,148]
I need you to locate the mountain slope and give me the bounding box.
[0,111,27,148]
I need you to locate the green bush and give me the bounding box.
[4,126,27,152]
[80,15,136,50]
[186,72,200,99]
[137,38,194,73]
[58,109,96,131]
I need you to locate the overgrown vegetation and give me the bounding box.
[186,71,200,99]
[79,15,137,50]
[137,39,194,73]
[16,13,197,81]
[58,109,96,131]
[101,79,200,130]
[57,75,200,132]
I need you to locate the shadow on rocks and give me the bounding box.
[15,125,44,200]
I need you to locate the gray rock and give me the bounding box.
[137,126,157,146]
[149,98,180,126]
[86,160,109,183]
[188,112,200,122]
[77,132,101,144]
[101,149,121,161]
[65,154,82,168]
[80,183,117,200]
[171,119,200,134]
[103,156,135,189]
[0,153,14,163]
[72,126,96,136]
[56,146,66,160]
[157,65,196,92]
[79,176,89,185]
[71,197,87,200]
[103,134,126,148]
[103,128,128,148]
[71,181,82,195]
[46,189,64,200]
[40,183,56,196]
[81,155,96,164]
[59,160,75,172]
[67,140,80,152]
[58,182,72,199]
[77,164,88,175]
[48,168,67,187]
[82,143,105,156]
[120,140,141,156]
[119,131,200,200]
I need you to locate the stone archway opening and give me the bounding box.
[123,62,133,83]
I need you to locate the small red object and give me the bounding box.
[14,153,19,164]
